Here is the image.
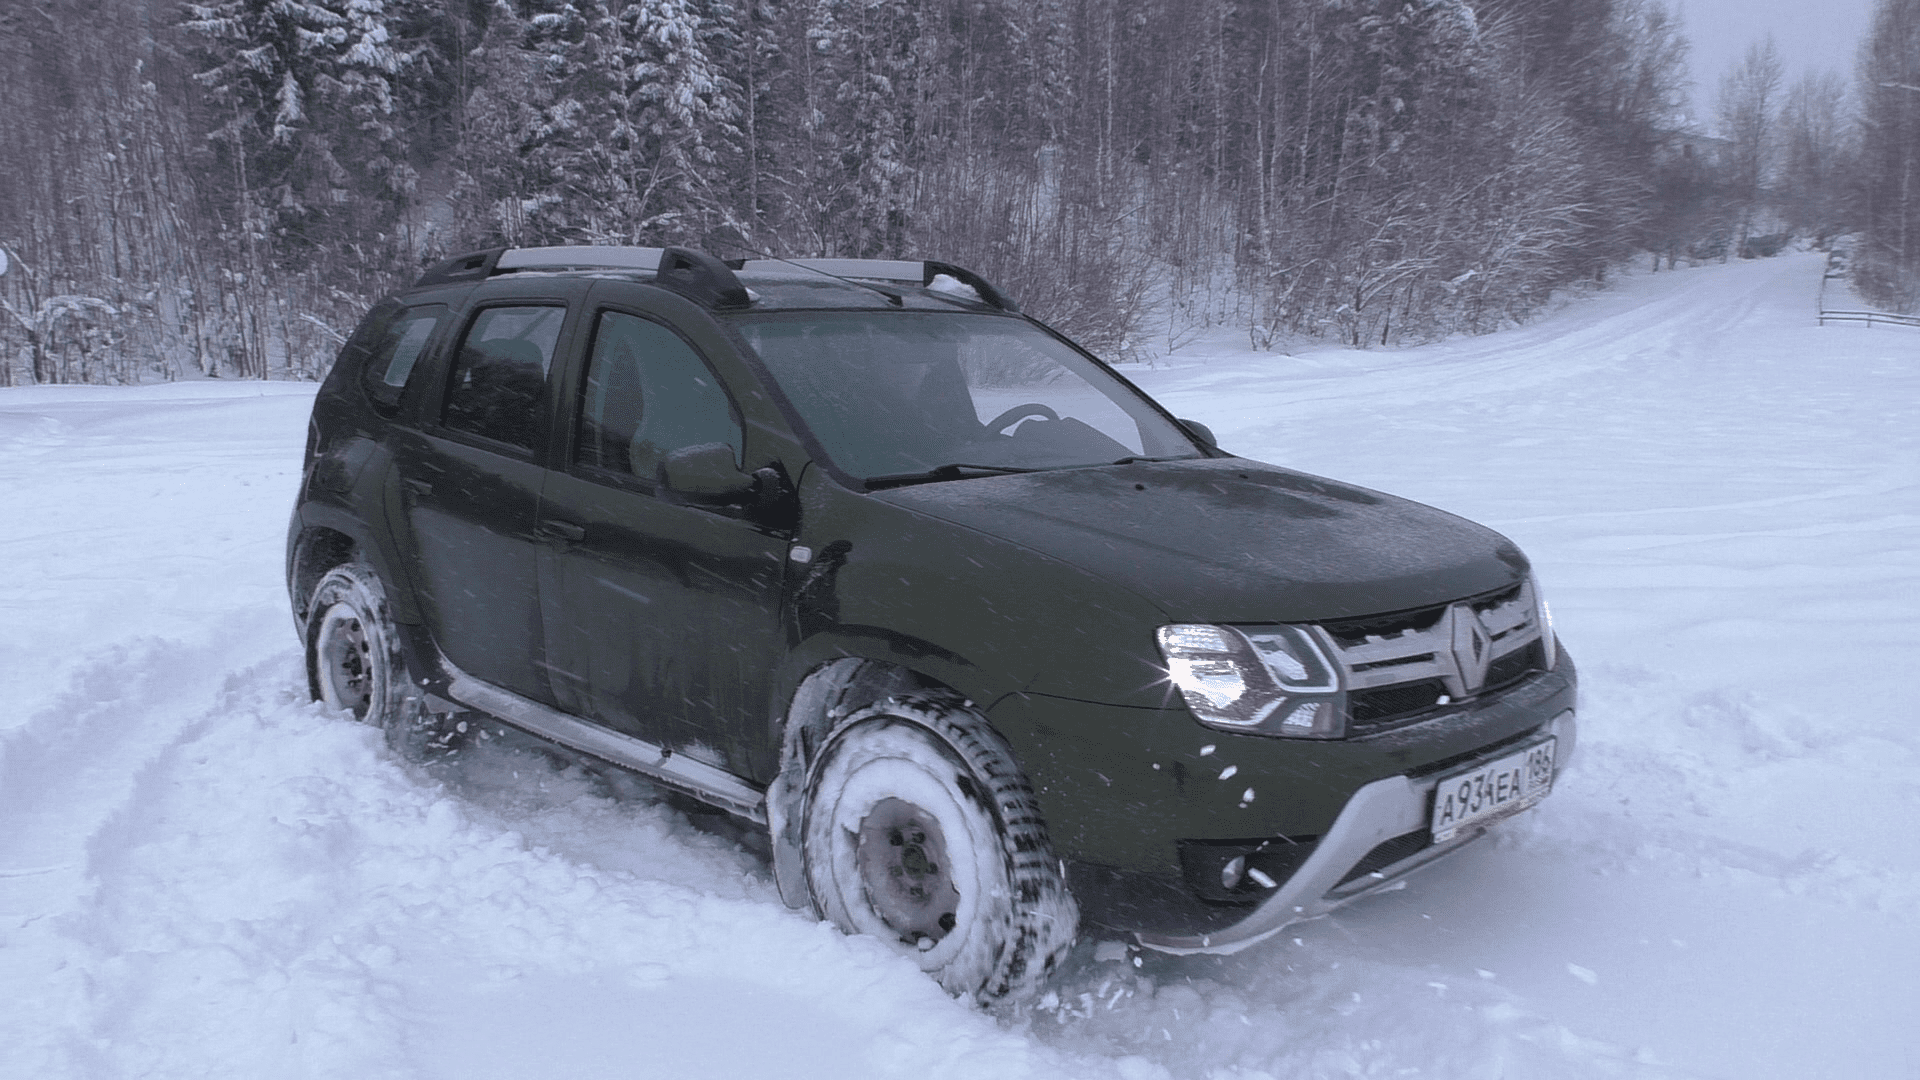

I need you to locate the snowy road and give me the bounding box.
[2,252,1915,1078]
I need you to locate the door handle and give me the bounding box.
[402,477,433,496]
[539,518,587,542]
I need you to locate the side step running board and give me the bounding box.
[442,661,767,824]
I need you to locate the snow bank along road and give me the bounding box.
[2,252,1915,1079]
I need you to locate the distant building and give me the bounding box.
[1664,128,1734,169]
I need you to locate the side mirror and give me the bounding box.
[662,442,755,501]
[1178,418,1219,449]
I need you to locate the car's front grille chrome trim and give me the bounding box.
[1317,581,1547,731]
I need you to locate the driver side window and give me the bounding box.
[576,311,742,482]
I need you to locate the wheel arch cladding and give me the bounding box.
[289,524,361,628]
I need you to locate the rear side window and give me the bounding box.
[441,305,565,450]
[374,309,442,389]
[361,305,446,403]
[342,302,445,410]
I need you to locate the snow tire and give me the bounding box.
[800,694,1078,1003]
[305,561,442,760]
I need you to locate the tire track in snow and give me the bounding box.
[1143,254,1837,455]
[7,650,1123,1080]
[0,628,286,1075]
[0,625,284,911]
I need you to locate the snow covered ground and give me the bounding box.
[2,251,1915,1079]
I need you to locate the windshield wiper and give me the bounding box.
[864,463,1039,489]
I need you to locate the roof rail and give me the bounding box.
[923,260,1019,313]
[655,247,750,309]
[739,258,924,282]
[414,245,752,306]
[414,247,507,288]
[496,245,666,272]
[411,246,1010,312]
[413,245,669,287]
[736,257,1018,312]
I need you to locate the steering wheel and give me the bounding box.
[987,403,1059,434]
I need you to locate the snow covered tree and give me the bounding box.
[833,0,921,257]
[8,0,1837,383]
[1472,0,1691,278]
[1715,36,1785,257]
[1777,70,1854,244]
[180,0,433,259]
[742,0,920,257]
[1857,0,1920,309]
[458,0,740,246]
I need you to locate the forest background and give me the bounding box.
[1,0,1916,386]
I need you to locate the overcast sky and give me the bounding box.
[1675,0,1880,125]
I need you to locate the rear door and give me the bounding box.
[536,291,793,778]
[391,283,583,702]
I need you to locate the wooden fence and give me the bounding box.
[1817,307,1920,329]
[1817,257,1919,329]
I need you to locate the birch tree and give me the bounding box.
[1779,70,1853,243]
[1716,36,1785,257]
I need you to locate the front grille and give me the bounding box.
[1315,581,1547,733]
[1349,678,1448,729]
[1483,639,1545,691]
[1321,601,1451,647]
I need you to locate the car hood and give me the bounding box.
[871,457,1529,622]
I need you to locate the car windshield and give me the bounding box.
[729,311,1201,483]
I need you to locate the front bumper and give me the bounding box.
[1133,707,1576,954]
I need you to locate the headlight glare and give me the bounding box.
[1167,656,1245,710]
[1157,623,1346,738]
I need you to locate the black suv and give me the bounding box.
[288,245,1576,1001]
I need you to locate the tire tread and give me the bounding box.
[805,692,1077,1002]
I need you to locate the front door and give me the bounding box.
[538,307,789,778]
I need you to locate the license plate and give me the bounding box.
[1430,738,1556,842]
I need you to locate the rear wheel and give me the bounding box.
[800,694,1077,1002]
[306,562,443,758]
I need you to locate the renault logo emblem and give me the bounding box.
[1449,603,1494,692]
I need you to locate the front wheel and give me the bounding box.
[800,695,1078,1002]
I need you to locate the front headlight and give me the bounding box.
[1531,575,1558,671]
[1156,623,1346,738]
